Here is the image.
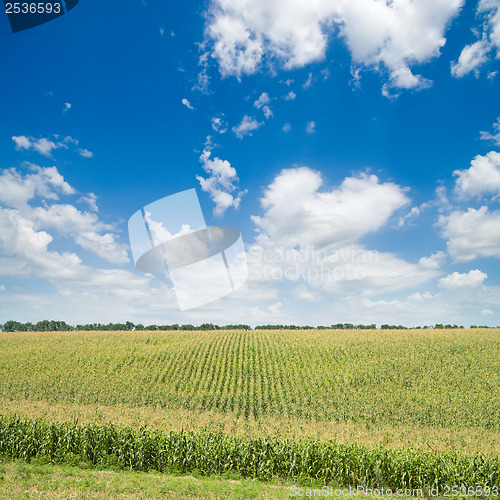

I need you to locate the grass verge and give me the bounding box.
[0,457,295,499]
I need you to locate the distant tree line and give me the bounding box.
[0,320,252,332]
[0,320,498,332]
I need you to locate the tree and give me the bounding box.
[2,320,23,332]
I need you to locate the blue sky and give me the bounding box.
[1,0,499,327]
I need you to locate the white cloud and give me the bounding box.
[62,136,79,146]
[63,102,72,113]
[303,72,313,89]
[0,206,166,323]
[211,116,228,134]
[0,164,75,208]
[81,193,98,212]
[350,66,362,89]
[75,232,129,264]
[397,202,431,227]
[33,138,58,156]
[452,1,500,79]
[284,91,296,100]
[481,308,495,315]
[438,269,487,289]
[439,207,500,262]
[247,242,442,298]
[293,284,320,302]
[0,166,129,264]
[252,167,409,250]
[232,115,263,138]
[204,0,463,91]
[321,284,500,327]
[253,92,272,118]
[12,134,92,158]
[12,136,31,150]
[480,117,500,147]
[282,123,291,133]
[30,204,111,234]
[182,98,195,110]
[306,121,316,134]
[254,92,270,107]
[451,39,491,77]
[196,148,247,215]
[0,208,83,280]
[143,211,192,243]
[454,151,500,198]
[13,136,60,157]
[419,251,447,270]
[79,148,94,158]
[478,0,500,54]
[30,204,129,264]
[267,301,282,315]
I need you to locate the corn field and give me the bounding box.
[0,328,499,485]
[0,329,498,430]
[0,415,498,488]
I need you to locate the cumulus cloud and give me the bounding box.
[63,102,72,113]
[254,92,272,118]
[303,72,313,89]
[0,164,75,208]
[252,167,409,250]
[182,98,195,110]
[284,91,296,100]
[451,39,492,77]
[0,206,160,322]
[81,193,98,212]
[247,171,442,298]
[232,115,263,138]
[322,283,500,327]
[31,205,129,265]
[454,151,500,198]
[75,231,129,264]
[306,121,316,134]
[79,148,94,158]
[438,269,487,289]
[12,135,31,150]
[0,208,83,280]
[247,242,443,298]
[293,284,320,302]
[203,0,463,91]
[452,0,500,79]
[478,0,500,54]
[0,165,129,264]
[439,207,500,262]
[211,115,228,133]
[480,117,500,147]
[196,148,247,215]
[13,136,60,157]
[12,134,93,158]
[481,308,495,315]
[397,202,432,227]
